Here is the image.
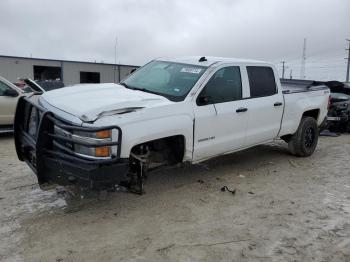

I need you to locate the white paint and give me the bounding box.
[38,56,329,161]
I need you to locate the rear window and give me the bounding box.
[247,66,277,98]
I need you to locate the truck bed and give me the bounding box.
[280,79,329,94]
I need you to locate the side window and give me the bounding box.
[247,66,277,98]
[198,66,242,105]
[0,81,10,96]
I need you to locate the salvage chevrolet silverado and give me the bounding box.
[14,57,330,193]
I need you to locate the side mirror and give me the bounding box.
[198,95,211,106]
[4,88,19,97]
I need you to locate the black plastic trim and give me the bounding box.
[14,96,127,189]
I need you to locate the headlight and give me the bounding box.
[73,130,111,139]
[54,126,115,159]
[74,144,111,158]
[73,130,113,158]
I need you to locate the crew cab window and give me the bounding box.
[198,66,242,105]
[247,66,277,98]
[0,81,11,96]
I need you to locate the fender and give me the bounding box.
[120,113,194,161]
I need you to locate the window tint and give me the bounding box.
[199,66,242,105]
[247,66,277,97]
[0,81,10,96]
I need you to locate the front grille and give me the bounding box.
[53,125,74,152]
[15,96,123,167]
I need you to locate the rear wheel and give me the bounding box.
[288,117,318,157]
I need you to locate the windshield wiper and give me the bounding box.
[130,87,164,96]
[120,82,166,98]
[120,82,130,89]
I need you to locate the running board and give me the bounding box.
[0,126,14,133]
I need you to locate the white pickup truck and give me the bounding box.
[14,56,329,193]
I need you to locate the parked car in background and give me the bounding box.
[35,80,64,91]
[325,81,350,132]
[13,80,33,93]
[0,76,31,132]
[18,78,64,92]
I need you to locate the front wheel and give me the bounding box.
[288,117,319,157]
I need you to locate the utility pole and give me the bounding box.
[114,36,118,83]
[300,38,307,79]
[346,39,350,82]
[289,69,293,79]
[281,61,286,79]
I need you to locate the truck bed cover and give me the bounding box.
[280,79,329,94]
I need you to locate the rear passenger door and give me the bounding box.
[243,66,284,145]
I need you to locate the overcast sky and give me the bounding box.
[0,0,349,80]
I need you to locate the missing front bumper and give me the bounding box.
[14,96,128,190]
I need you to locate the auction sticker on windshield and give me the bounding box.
[180,67,202,74]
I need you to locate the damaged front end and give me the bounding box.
[14,96,129,190]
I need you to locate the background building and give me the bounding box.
[0,55,139,85]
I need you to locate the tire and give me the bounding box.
[288,117,319,157]
[346,121,350,133]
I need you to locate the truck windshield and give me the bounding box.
[122,61,207,101]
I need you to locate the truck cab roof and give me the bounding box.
[157,56,269,67]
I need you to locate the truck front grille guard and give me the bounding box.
[14,96,123,174]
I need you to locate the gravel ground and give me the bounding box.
[0,134,349,262]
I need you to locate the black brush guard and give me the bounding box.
[14,96,129,190]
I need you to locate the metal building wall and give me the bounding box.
[0,55,139,85]
[62,62,116,86]
[119,65,138,81]
[0,57,61,83]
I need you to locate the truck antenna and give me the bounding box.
[199,56,207,62]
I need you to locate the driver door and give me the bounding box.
[192,66,248,161]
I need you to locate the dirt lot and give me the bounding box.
[0,134,349,262]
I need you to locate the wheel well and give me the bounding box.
[302,109,319,121]
[281,109,320,143]
[131,135,185,165]
[280,134,292,143]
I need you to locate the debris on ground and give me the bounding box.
[320,130,341,137]
[156,243,175,252]
[221,186,236,195]
[288,159,299,168]
[197,179,205,184]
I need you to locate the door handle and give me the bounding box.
[274,102,283,107]
[236,107,248,113]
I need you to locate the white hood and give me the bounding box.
[40,83,171,122]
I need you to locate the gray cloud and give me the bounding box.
[0,0,349,80]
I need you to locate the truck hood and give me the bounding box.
[40,83,171,122]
